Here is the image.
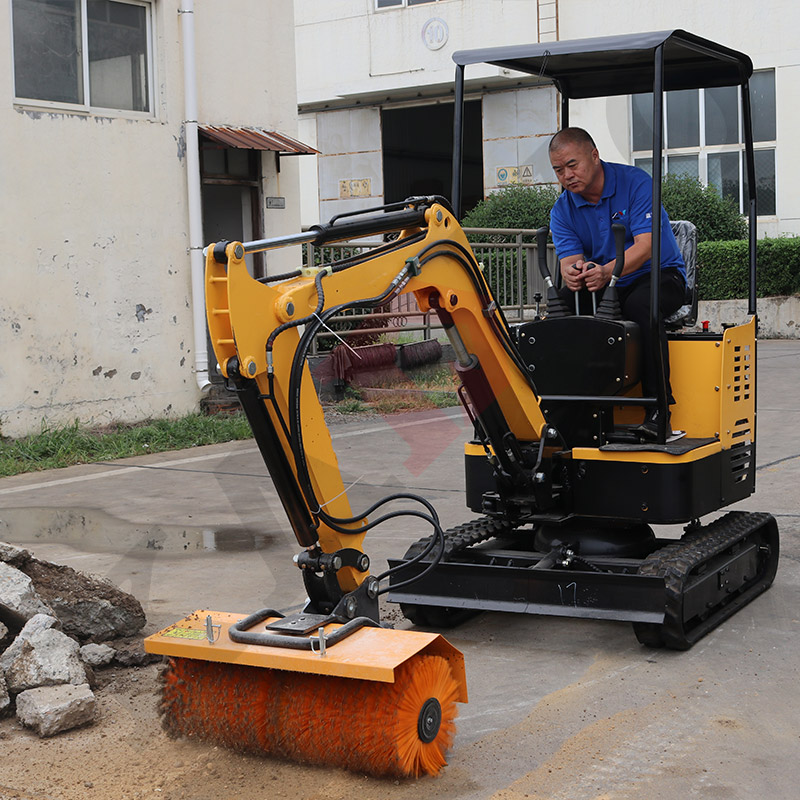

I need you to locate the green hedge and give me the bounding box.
[462,184,559,233]
[698,238,800,300]
[661,174,747,243]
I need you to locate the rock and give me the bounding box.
[0,620,8,647]
[0,542,30,567]
[5,628,89,694]
[16,558,145,642]
[113,642,162,667]
[0,613,60,674]
[0,562,54,620]
[0,675,9,716]
[80,643,115,668]
[15,683,95,737]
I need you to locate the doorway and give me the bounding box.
[199,138,264,278]
[381,100,483,215]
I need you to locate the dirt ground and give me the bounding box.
[1,638,793,800]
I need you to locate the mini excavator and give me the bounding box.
[145,31,779,777]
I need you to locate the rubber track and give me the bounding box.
[634,511,778,650]
[402,515,517,562]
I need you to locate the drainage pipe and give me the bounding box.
[179,0,211,391]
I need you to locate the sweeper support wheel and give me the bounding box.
[145,610,468,778]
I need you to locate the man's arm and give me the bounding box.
[582,232,652,292]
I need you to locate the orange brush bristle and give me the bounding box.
[160,654,459,778]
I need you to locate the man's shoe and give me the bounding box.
[636,408,686,442]
[636,408,666,441]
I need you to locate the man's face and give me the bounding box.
[549,141,602,196]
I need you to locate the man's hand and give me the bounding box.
[583,261,611,292]
[562,259,587,292]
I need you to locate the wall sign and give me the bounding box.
[422,17,448,51]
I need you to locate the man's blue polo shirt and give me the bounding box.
[549,161,685,287]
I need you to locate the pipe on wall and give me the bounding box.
[179,0,211,391]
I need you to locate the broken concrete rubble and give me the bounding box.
[0,674,9,716]
[5,628,90,694]
[80,642,116,667]
[0,541,28,566]
[15,683,96,737]
[0,613,60,674]
[0,561,54,620]
[6,552,146,642]
[0,542,151,738]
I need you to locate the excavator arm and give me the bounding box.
[206,197,547,610]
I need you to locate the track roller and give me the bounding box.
[633,511,779,650]
[160,653,459,777]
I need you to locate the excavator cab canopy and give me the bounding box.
[450,30,760,428]
[452,29,753,98]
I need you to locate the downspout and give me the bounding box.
[179,0,211,391]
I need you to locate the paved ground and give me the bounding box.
[0,339,798,799]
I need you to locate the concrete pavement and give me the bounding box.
[0,339,798,799]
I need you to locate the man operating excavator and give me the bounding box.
[548,127,687,439]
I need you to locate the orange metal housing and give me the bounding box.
[144,609,468,702]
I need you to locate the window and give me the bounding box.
[631,70,776,215]
[376,0,439,8]
[12,0,153,113]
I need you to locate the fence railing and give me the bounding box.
[302,228,558,354]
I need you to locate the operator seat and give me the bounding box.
[664,220,698,329]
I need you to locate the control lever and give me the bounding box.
[535,226,571,318]
[594,223,626,321]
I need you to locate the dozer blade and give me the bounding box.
[144,610,467,778]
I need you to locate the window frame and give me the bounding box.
[630,70,776,218]
[375,0,440,10]
[11,0,156,118]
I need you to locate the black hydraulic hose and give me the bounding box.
[415,243,540,395]
[327,231,427,273]
[276,274,450,589]
[258,269,303,284]
[287,285,402,510]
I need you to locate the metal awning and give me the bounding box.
[199,125,318,155]
[453,29,753,98]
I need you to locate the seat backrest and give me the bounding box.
[664,219,698,328]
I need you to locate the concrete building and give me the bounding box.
[2,0,312,438]
[295,0,794,239]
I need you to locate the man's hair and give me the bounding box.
[549,127,597,153]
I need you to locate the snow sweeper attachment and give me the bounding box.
[145,609,467,777]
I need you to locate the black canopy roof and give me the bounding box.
[452,30,753,98]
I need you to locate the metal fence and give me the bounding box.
[302,228,558,354]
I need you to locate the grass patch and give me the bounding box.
[329,363,460,415]
[334,398,371,414]
[0,413,253,478]
[370,391,458,414]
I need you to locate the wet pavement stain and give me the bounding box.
[0,506,282,555]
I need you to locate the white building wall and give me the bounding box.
[317,108,384,222]
[0,0,303,438]
[296,0,800,235]
[483,87,558,192]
